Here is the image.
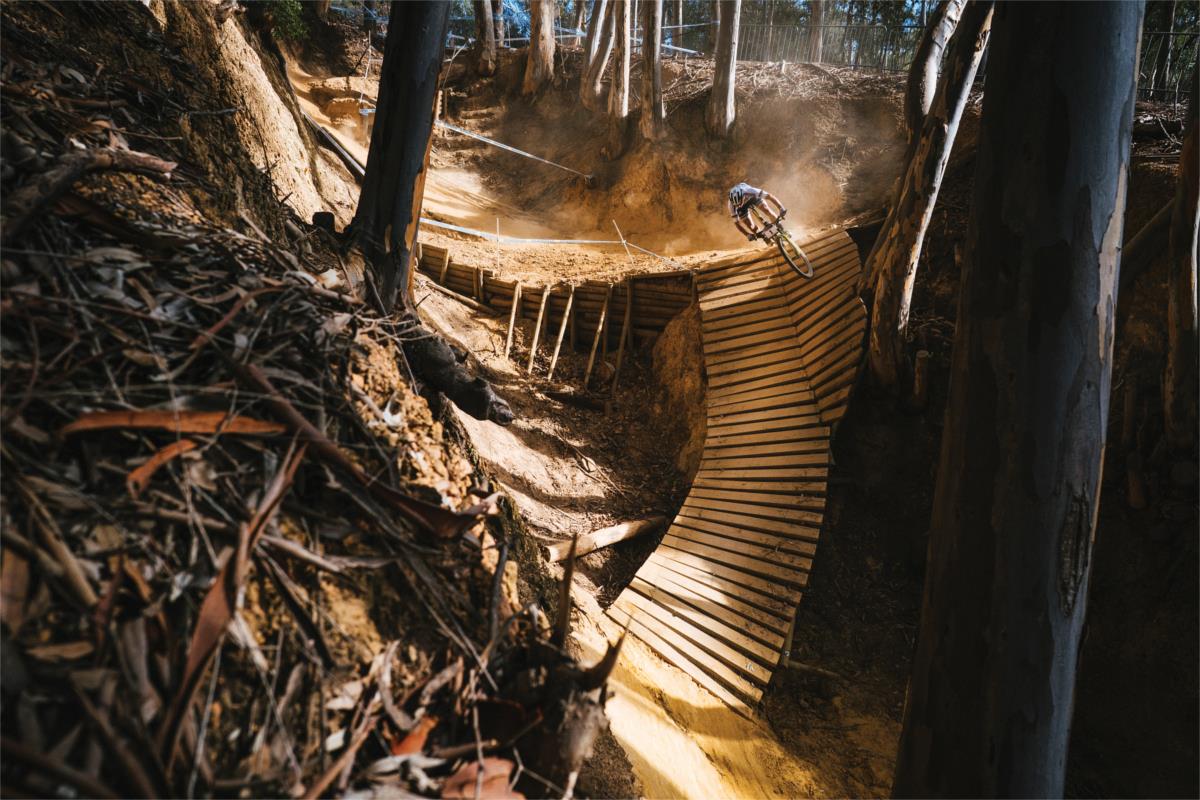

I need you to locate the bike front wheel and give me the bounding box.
[776,231,814,278]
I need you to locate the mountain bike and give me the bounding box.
[747,204,814,278]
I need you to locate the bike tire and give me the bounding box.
[776,232,814,278]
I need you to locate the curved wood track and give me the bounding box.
[609,229,867,713]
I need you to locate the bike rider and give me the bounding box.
[728,182,786,241]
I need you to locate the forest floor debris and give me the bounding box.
[0,3,618,797]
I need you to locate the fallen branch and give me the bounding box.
[233,362,488,540]
[422,279,502,316]
[61,410,285,437]
[544,516,666,562]
[2,147,177,245]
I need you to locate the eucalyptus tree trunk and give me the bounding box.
[808,0,824,61]
[573,0,587,43]
[904,0,965,146]
[581,0,616,110]
[640,0,665,139]
[705,0,740,137]
[351,2,514,427]
[523,0,557,94]
[353,0,447,314]
[493,0,505,47]
[474,0,496,75]
[604,0,632,157]
[1164,64,1198,452]
[892,1,1141,795]
[865,1,992,392]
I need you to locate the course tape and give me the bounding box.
[435,121,592,180]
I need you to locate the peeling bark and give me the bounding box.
[523,0,556,94]
[580,0,615,111]
[866,1,992,392]
[639,0,665,140]
[474,0,496,76]
[808,0,824,62]
[904,0,966,146]
[705,0,740,138]
[350,2,514,427]
[892,2,1141,795]
[604,0,631,158]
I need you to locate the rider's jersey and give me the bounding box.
[729,182,767,220]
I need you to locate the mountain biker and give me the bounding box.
[728,182,786,241]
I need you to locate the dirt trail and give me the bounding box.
[286,46,906,799]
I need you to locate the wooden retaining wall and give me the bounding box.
[414,241,695,358]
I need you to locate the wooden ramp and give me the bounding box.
[608,229,867,712]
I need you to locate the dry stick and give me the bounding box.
[547,285,576,380]
[583,285,612,389]
[17,482,99,607]
[544,516,665,561]
[0,737,120,800]
[504,282,523,359]
[609,279,634,398]
[424,279,501,316]
[526,285,553,375]
[1,147,176,245]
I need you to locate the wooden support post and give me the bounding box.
[416,241,424,265]
[473,266,483,301]
[504,282,522,359]
[438,249,451,284]
[548,285,576,381]
[527,285,553,374]
[610,279,634,397]
[583,285,612,389]
[569,298,578,350]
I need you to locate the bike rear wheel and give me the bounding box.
[776,231,814,278]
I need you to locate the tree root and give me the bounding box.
[403,325,514,426]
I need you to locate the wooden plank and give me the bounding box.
[705,338,803,370]
[698,277,781,311]
[706,390,819,417]
[680,495,824,527]
[702,315,796,344]
[643,552,797,620]
[656,543,799,598]
[707,358,810,391]
[662,531,813,582]
[700,407,825,431]
[582,285,611,388]
[697,452,829,472]
[611,608,758,710]
[688,485,828,510]
[503,282,522,360]
[706,426,830,448]
[629,577,783,662]
[702,304,792,334]
[637,558,791,636]
[619,587,774,685]
[708,381,818,410]
[670,521,817,560]
[667,527,816,573]
[695,465,829,482]
[676,505,823,540]
[701,294,790,324]
[703,327,796,357]
[546,285,575,381]
[691,475,827,495]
